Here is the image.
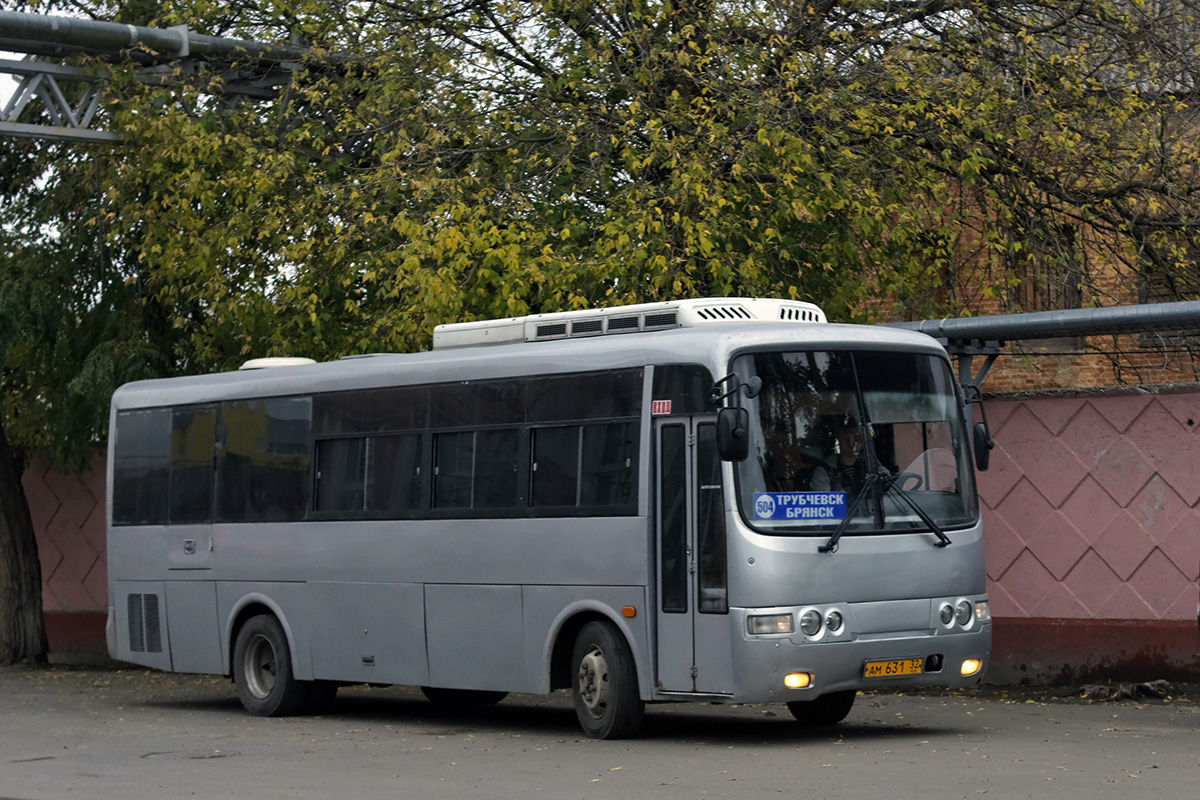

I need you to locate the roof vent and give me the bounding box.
[535,322,568,340]
[431,297,826,349]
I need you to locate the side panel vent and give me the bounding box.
[127,593,163,654]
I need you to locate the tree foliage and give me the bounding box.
[74,0,1200,365]
[5,0,1200,660]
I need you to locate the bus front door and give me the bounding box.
[655,419,734,695]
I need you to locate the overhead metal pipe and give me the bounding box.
[883,301,1200,343]
[0,11,302,62]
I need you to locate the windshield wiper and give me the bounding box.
[818,466,952,553]
[817,467,883,553]
[881,472,952,548]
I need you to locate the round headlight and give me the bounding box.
[825,610,844,633]
[799,609,823,636]
[954,600,973,627]
[939,603,955,626]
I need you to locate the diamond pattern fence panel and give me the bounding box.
[982,392,1200,623]
[24,452,107,615]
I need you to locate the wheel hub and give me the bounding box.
[243,634,278,700]
[576,646,609,717]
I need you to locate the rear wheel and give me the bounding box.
[786,690,856,726]
[420,687,509,706]
[233,614,311,717]
[571,621,644,739]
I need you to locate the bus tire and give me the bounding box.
[786,690,856,726]
[233,614,311,717]
[420,687,508,706]
[571,620,644,739]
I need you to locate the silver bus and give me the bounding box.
[106,297,990,739]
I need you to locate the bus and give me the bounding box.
[105,297,990,739]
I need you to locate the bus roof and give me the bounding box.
[111,317,946,411]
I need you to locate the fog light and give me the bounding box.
[748,614,794,635]
[960,658,983,677]
[799,609,823,636]
[784,672,812,689]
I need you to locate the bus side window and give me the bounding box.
[217,398,311,523]
[169,406,216,524]
[112,408,171,525]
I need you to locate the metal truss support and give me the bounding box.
[0,11,302,143]
[1,58,119,143]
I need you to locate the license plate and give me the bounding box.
[863,657,924,678]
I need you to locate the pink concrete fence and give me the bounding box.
[24,453,108,654]
[981,389,1200,681]
[23,389,1200,679]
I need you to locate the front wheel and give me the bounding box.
[571,621,644,739]
[786,690,856,726]
[232,614,311,717]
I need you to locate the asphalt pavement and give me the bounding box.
[1,664,1197,799]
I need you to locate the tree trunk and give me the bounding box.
[0,418,48,665]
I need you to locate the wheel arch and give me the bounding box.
[224,594,304,679]
[546,602,651,700]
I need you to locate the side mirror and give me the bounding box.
[717,407,750,462]
[973,421,994,471]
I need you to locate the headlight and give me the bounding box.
[954,600,973,627]
[939,603,955,626]
[799,609,823,637]
[825,610,844,633]
[748,614,794,635]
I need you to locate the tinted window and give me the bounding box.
[580,421,636,507]
[315,437,367,512]
[314,386,428,434]
[112,408,171,525]
[696,423,728,613]
[433,431,474,508]
[370,434,423,512]
[169,406,216,524]
[217,398,311,522]
[528,370,643,421]
[531,426,580,507]
[430,381,525,427]
[652,364,715,415]
[474,429,520,508]
[659,424,688,613]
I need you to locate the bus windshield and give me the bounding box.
[733,349,978,536]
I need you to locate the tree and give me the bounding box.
[0,2,182,664]
[6,0,1200,662]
